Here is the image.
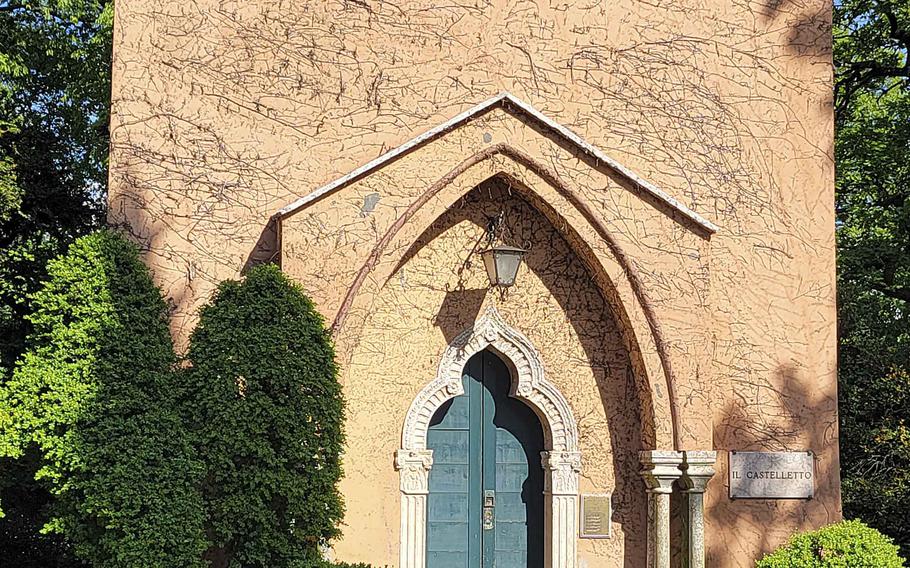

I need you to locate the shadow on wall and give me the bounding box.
[242,217,280,274]
[109,216,195,343]
[393,178,648,567]
[756,0,832,60]
[435,288,488,345]
[391,195,490,345]
[707,363,840,566]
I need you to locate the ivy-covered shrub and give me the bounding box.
[186,264,345,567]
[756,520,906,567]
[0,230,207,566]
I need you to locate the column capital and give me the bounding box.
[641,451,681,568]
[639,450,684,493]
[541,450,582,469]
[541,450,582,495]
[395,449,433,495]
[680,450,717,493]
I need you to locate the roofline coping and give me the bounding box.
[274,92,718,234]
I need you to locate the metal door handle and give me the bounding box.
[483,490,495,530]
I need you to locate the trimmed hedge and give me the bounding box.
[756,520,906,567]
[0,230,207,566]
[186,264,345,567]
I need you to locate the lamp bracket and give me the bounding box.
[485,210,505,247]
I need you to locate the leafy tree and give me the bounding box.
[837,280,910,554]
[835,0,910,114]
[0,0,112,560]
[185,264,346,568]
[0,448,86,567]
[0,230,207,567]
[0,0,112,371]
[835,0,910,557]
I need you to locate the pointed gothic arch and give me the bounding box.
[316,144,678,449]
[272,92,720,568]
[276,95,718,452]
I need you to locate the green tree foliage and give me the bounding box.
[835,0,910,556]
[0,1,113,560]
[185,264,346,568]
[0,0,113,371]
[755,520,906,567]
[838,280,910,553]
[0,448,86,566]
[0,230,207,567]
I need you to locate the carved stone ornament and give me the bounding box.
[639,449,685,494]
[395,449,434,495]
[400,307,579,453]
[542,450,583,495]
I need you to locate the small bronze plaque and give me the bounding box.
[580,494,611,538]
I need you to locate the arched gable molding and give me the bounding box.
[327,143,679,449]
[396,308,581,568]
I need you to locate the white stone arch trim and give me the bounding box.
[401,307,579,454]
[396,308,580,568]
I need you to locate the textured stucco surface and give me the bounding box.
[109,0,840,565]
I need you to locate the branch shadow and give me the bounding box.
[707,363,841,566]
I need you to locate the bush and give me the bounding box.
[756,520,906,567]
[0,230,207,567]
[186,264,345,567]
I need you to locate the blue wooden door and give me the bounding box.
[426,350,544,568]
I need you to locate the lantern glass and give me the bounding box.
[481,245,527,287]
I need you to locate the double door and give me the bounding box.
[426,350,545,568]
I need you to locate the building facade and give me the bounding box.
[108,1,840,566]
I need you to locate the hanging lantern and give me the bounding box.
[481,245,527,287]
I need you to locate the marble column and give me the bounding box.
[680,450,717,568]
[640,450,684,568]
[541,450,582,568]
[395,449,434,568]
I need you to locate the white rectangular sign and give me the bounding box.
[729,451,815,499]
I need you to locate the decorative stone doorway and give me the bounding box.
[396,308,581,568]
[425,349,545,568]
